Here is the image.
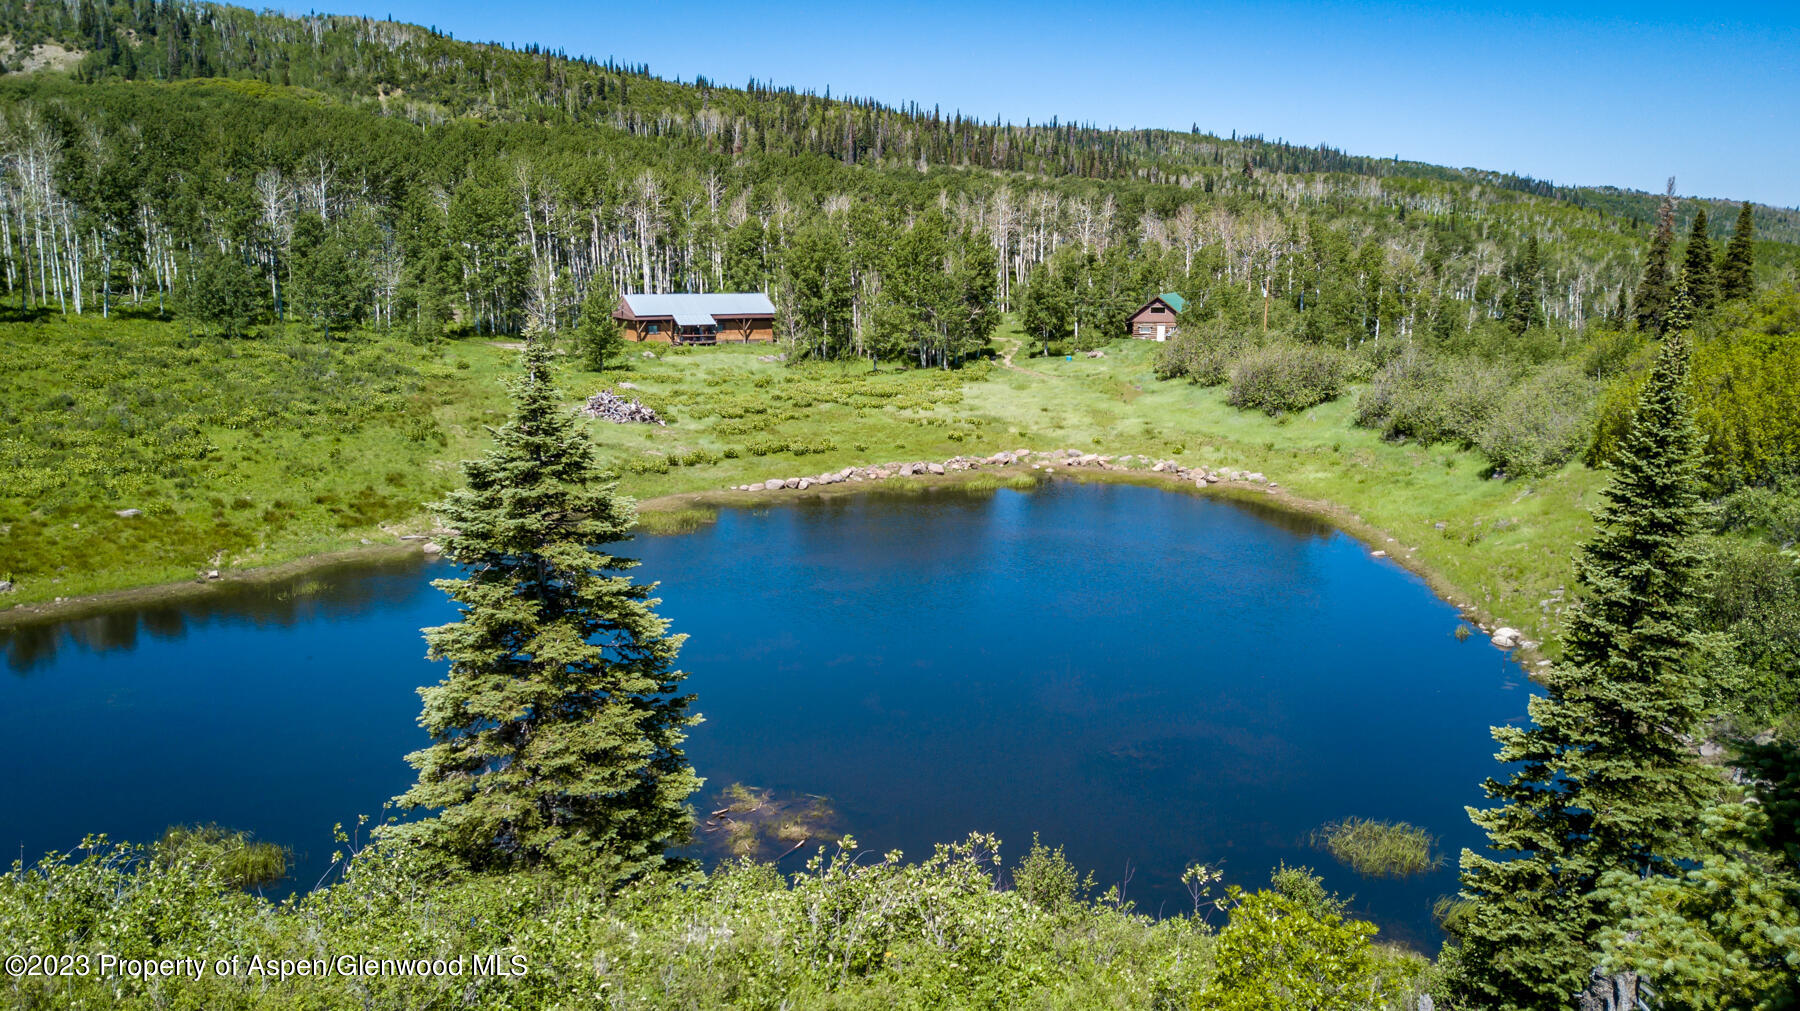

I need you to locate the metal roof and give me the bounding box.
[1158,291,1187,312]
[621,292,774,326]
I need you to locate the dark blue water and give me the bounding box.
[1,482,1526,947]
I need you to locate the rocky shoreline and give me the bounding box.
[726,447,1276,493]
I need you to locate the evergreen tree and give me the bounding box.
[1680,208,1715,311]
[1717,201,1757,301]
[575,279,624,370]
[1503,236,1546,337]
[1600,737,1800,1010]
[384,338,701,880]
[1454,280,1721,1009]
[1633,181,1677,334]
[181,247,264,337]
[289,215,358,338]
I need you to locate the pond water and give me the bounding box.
[1,480,1527,948]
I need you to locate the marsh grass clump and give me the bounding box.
[155,824,290,890]
[634,506,718,536]
[1312,818,1443,878]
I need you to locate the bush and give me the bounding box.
[1226,343,1349,415]
[1155,329,1255,386]
[1355,350,1508,446]
[1475,364,1596,477]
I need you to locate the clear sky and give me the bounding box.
[328,0,1800,207]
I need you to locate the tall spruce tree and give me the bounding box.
[1504,235,1546,336]
[576,279,624,371]
[1680,208,1716,311]
[1454,279,1722,1010]
[1633,180,1677,334]
[1717,200,1757,301]
[384,337,701,880]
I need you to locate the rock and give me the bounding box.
[1371,550,1387,557]
[797,478,813,490]
[1490,627,1522,648]
[206,569,222,581]
[1247,472,1266,483]
[763,479,785,491]
[927,462,946,475]
[617,381,639,389]
[1698,741,1725,759]
[421,541,442,554]
[1433,522,1448,531]
[360,537,372,545]
[783,477,800,489]
[0,580,13,594]
[115,508,142,518]
[641,351,657,359]
[1085,349,1105,358]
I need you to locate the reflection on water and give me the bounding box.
[2,556,437,674]
[0,481,1521,949]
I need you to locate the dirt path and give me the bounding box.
[998,336,1055,378]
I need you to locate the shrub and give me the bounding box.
[1226,343,1349,415]
[1355,350,1507,446]
[669,447,720,467]
[623,454,671,474]
[1154,322,1255,386]
[1475,364,1596,477]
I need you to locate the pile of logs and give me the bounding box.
[582,389,665,426]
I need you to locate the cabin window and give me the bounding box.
[646,323,660,334]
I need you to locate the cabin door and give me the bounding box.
[1155,324,1167,341]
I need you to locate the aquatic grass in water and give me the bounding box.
[1312,818,1444,878]
[156,824,290,890]
[634,507,718,536]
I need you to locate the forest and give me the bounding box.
[3,1,1800,1008]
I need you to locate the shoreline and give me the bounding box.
[0,457,1543,667]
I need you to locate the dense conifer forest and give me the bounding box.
[3,2,1800,1007]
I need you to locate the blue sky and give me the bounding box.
[333,0,1800,207]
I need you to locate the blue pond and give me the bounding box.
[1,481,1527,948]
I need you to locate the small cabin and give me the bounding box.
[614,292,776,345]
[1127,292,1187,342]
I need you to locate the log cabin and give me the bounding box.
[613,292,776,344]
[1126,292,1187,341]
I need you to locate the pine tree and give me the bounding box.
[1504,235,1546,337]
[1680,208,1715,311]
[1633,180,1677,334]
[384,337,701,880]
[1454,279,1721,1010]
[576,279,624,370]
[1717,201,1757,301]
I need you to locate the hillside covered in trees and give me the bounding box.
[2,0,1797,358]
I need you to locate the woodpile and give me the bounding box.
[582,389,665,426]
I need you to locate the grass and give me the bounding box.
[4,312,1604,656]
[1312,818,1445,878]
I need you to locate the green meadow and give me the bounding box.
[3,315,1601,652]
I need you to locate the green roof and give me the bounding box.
[1157,292,1186,312]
